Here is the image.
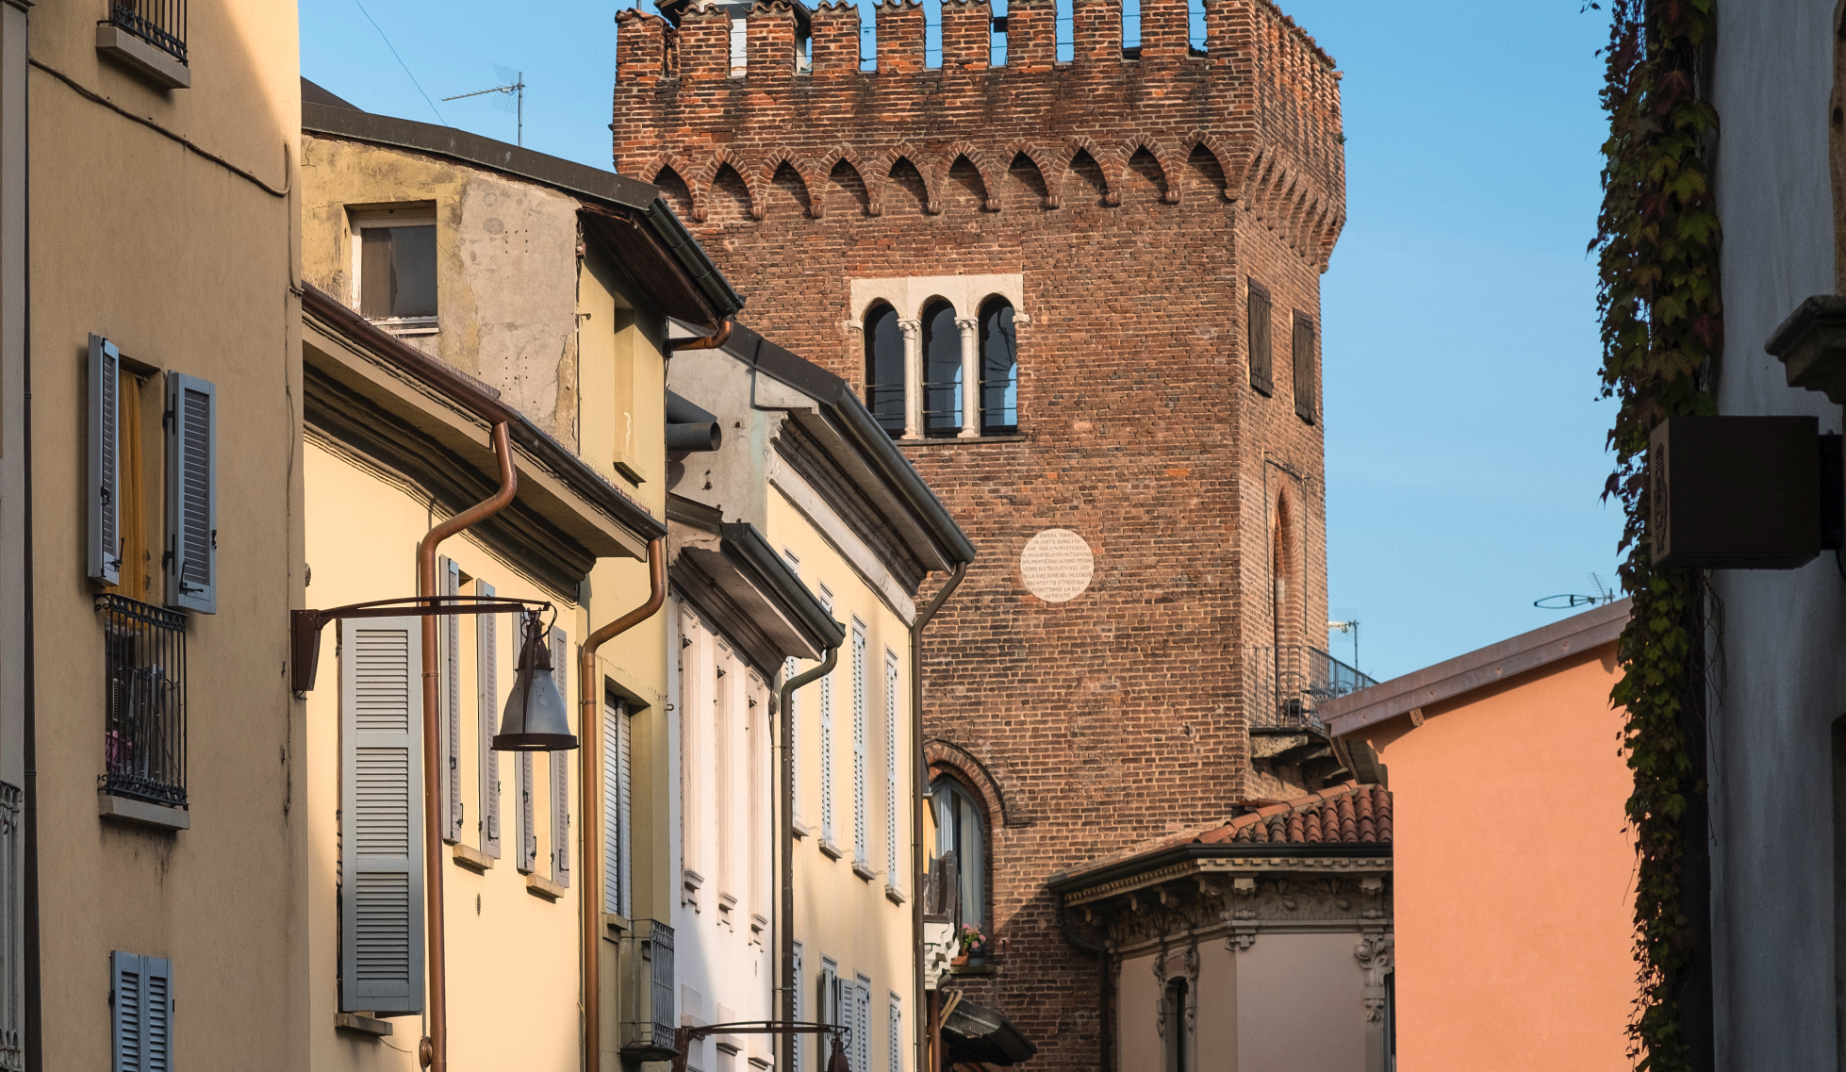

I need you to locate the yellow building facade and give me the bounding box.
[297,90,740,1070]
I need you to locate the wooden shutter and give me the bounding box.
[518,751,536,874]
[1247,281,1273,396]
[88,335,122,587]
[550,627,570,887]
[476,580,501,858]
[792,943,805,1072]
[339,616,424,1015]
[1292,313,1317,423]
[163,372,216,613]
[852,623,866,865]
[440,557,462,843]
[111,951,172,1072]
[884,650,899,887]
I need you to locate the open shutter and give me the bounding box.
[819,590,834,845]
[550,627,570,887]
[605,698,630,916]
[88,335,122,587]
[143,956,171,1071]
[885,651,899,887]
[852,623,866,865]
[440,557,462,843]
[518,751,536,873]
[1247,281,1273,397]
[476,581,501,858]
[110,951,140,1072]
[1292,313,1317,424]
[889,995,902,1072]
[339,616,425,1015]
[855,978,871,1072]
[163,372,216,613]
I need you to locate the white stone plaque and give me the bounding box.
[1020,528,1094,603]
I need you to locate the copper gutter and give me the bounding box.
[911,562,966,1072]
[668,319,732,354]
[417,421,518,1070]
[581,536,668,1072]
[778,642,840,1072]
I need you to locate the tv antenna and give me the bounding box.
[1327,618,1360,673]
[1533,573,1620,611]
[444,65,525,146]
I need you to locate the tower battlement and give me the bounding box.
[613,0,1343,265]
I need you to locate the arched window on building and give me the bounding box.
[864,302,905,436]
[1163,977,1191,1072]
[930,776,986,929]
[979,297,1017,434]
[922,300,962,437]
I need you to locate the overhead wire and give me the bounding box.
[352,0,449,126]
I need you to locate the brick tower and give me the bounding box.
[613,0,1345,1065]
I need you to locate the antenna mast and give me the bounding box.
[442,68,526,146]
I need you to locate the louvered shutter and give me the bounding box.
[519,751,536,874]
[889,995,901,1072]
[855,977,871,1072]
[110,951,172,1072]
[852,624,866,865]
[884,651,899,887]
[605,698,632,916]
[339,617,424,1015]
[819,591,834,845]
[476,581,501,858]
[550,628,570,887]
[440,557,462,843]
[1247,281,1273,397]
[88,335,122,587]
[792,943,805,1072]
[163,373,216,613]
[1292,313,1317,423]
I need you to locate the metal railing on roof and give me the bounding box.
[1247,644,1375,734]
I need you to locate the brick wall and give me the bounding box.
[614,1,1344,1065]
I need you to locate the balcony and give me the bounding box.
[97,1,190,90]
[97,595,187,813]
[1247,645,1376,734]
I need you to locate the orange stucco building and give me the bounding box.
[1322,599,1637,1072]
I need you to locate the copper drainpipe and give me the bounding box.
[669,319,732,354]
[418,421,518,1071]
[779,642,840,1072]
[912,562,966,1072]
[581,536,668,1072]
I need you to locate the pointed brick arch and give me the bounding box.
[877,142,943,215]
[813,145,876,218]
[999,138,1059,208]
[639,153,700,222]
[941,141,1002,212]
[1064,135,1120,207]
[1180,132,1233,201]
[1121,136,1180,204]
[695,149,766,222]
[758,149,817,220]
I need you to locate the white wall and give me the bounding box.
[1708,4,1846,1067]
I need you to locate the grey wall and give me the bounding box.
[1708,3,1846,1067]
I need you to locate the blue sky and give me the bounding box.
[301,1,1622,681]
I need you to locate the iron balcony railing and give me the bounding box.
[110,0,188,64]
[97,595,187,808]
[1247,644,1376,733]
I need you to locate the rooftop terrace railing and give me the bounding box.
[1247,644,1375,734]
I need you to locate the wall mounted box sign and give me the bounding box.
[1648,416,1835,569]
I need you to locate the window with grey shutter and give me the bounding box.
[605,698,632,917]
[163,372,215,613]
[884,651,899,889]
[476,581,501,858]
[110,951,172,1072]
[518,751,536,874]
[440,557,462,844]
[1247,281,1273,397]
[792,942,805,1072]
[88,335,122,587]
[339,617,424,1015]
[818,589,834,845]
[550,627,570,887]
[852,622,867,866]
[888,993,902,1072]
[854,975,871,1072]
[1292,313,1317,424]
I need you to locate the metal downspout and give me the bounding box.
[910,562,965,1072]
[668,320,731,355]
[580,537,667,1072]
[416,422,518,1071]
[778,642,839,1072]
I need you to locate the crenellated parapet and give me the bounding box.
[612,0,1345,269]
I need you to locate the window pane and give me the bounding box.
[922,302,960,436]
[390,225,438,318]
[958,790,984,928]
[360,229,394,318]
[980,300,1017,433]
[865,304,905,435]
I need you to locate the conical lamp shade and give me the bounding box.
[493,613,578,751]
[827,1035,851,1072]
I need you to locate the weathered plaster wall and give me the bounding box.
[300,134,585,446]
[1707,2,1846,1067]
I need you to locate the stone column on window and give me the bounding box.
[900,318,922,440]
[957,316,980,438]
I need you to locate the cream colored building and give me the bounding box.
[666,323,974,1072]
[298,87,740,1070]
[12,2,304,1068]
